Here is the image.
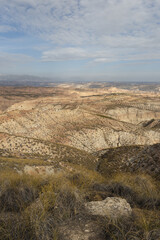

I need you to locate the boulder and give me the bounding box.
[85,197,132,219]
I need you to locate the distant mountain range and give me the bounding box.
[0,74,160,90]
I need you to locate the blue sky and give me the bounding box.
[0,0,160,81]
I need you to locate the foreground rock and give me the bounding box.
[85,197,132,219]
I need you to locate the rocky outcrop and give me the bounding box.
[105,107,160,124]
[67,127,160,152]
[85,197,132,219]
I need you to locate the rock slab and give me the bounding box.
[85,197,132,219]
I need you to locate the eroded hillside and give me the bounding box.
[1,83,160,240]
[0,84,160,155]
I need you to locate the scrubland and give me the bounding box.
[0,165,160,240]
[0,83,160,239]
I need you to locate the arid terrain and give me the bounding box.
[0,83,160,154]
[0,82,160,240]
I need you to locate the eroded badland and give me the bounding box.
[0,83,160,172]
[0,82,160,240]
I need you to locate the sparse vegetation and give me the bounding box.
[0,167,160,239]
[0,85,160,239]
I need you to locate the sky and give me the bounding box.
[0,0,160,81]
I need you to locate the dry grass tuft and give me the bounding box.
[0,168,159,239]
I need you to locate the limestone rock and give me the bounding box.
[85,197,132,219]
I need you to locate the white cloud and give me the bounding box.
[42,47,87,61]
[41,46,160,63]
[93,58,117,63]
[0,0,160,62]
[41,47,119,62]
